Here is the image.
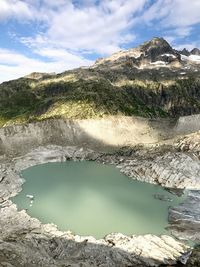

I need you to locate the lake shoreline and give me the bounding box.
[0,133,200,266]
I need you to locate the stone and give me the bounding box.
[0,205,189,267]
[168,190,200,242]
[0,129,200,266]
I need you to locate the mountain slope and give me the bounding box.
[0,37,200,126]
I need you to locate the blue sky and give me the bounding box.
[0,0,200,83]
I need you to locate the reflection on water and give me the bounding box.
[13,161,185,239]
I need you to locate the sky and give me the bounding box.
[0,0,200,83]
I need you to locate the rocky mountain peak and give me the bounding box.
[94,37,200,69]
[179,48,190,56]
[191,48,200,55]
[140,37,172,51]
[139,37,179,63]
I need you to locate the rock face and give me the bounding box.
[116,152,200,189]
[95,37,181,68]
[186,246,200,267]
[139,37,181,65]
[179,48,200,57]
[180,48,190,56]
[191,48,200,56]
[1,114,200,156]
[0,204,189,267]
[0,116,174,156]
[95,37,200,69]
[0,130,199,266]
[168,190,200,242]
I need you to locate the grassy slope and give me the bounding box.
[0,68,200,127]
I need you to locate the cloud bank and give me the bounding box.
[0,0,200,82]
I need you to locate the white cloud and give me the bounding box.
[173,27,193,38]
[143,0,200,33]
[174,43,199,51]
[1,0,200,83]
[1,0,148,83]
[142,0,170,24]
[163,36,176,44]
[21,0,147,55]
[162,0,200,28]
[141,0,200,48]
[0,0,32,21]
[0,48,93,83]
[19,0,200,57]
[143,0,200,27]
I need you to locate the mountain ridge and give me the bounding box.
[0,37,200,127]
[94,37,200,69]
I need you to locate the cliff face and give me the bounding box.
[95,37,182,67]
[0,37,200,127]
[1,114,200,156]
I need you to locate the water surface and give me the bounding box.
[13,161,185,239]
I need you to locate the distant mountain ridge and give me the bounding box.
[94,37,200,68]
[179,47,200,56]
[0,37,200,127]
[25,37,200,80]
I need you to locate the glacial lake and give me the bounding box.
[13,161,185,239]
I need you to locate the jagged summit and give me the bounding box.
[179,47,200,63]
[191,48,200,55]
[139,37,180,64]
[140,37,174,54]
[94,37,200,69]
[180,48,190,56]
[140,37,172,51]
[94,37,181,68]
[179,47,200,56]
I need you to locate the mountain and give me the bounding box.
[179,48,190,56]
[179,47,200,56]
[191,48,200,55]
[179,47,200,62]
[0,37,200,127]
[95,37,182,68]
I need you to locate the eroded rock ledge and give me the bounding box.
[0,203,189,267]
[0,131,200,266]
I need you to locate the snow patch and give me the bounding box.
[183,66,190,69]
[161,53,176,59]
[181,55,188,61]
[180,54,200,63]
[189,55,200,62]
[150,61,167,65]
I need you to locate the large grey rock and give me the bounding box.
[191,48,200,56]
[168,190,200,242]
[0,204,189,267]
[117,152,200,189]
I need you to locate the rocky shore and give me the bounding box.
[0,130,200,266]
[169,190,200,242]
[0,202,191,267]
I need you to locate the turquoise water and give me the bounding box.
[13,161,185,239]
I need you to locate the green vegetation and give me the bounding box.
[0,69,200,126]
